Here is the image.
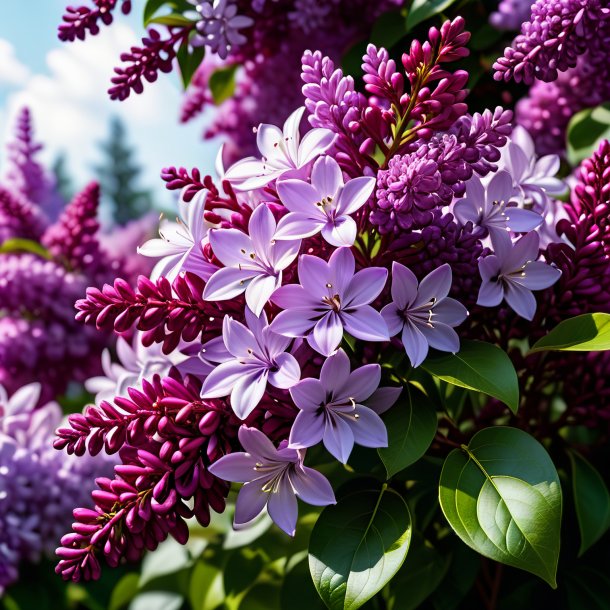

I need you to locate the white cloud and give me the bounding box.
[0,24,218,209]
[0,39,30,86]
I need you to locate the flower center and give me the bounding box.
[322,294,341,312]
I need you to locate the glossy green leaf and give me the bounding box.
[176,42,205,89]
[439,427,562,587]
[388,535,449,610]
[378,384,437,478]
[0,238,51,259]
[568,450,610,556]
[209,64,239,105]
[148,13,194,27]
[280,559,326,610]
[567,103,610,166]
[565,566,610,610]
[109,574,139,610]
[530,313,610,353]
[309,484,412,610]
[189,560,225,610]
[406,0,459,31]
[224,549,266,598]
[423,340,519,413]
[143,0,169,25]
[371,9,407,49]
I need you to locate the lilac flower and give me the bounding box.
[138,189,216,283]
[453,171,543,248]
[477,231,561,320]
[275,156,375,247]
[499,126,566,207]
[200,309,301,419]
[209,426,335,536]
[381,263,468,368]
[203,204,300,316]
[490,0,535,31]
[270,247,389,356]
[288,349,388,463]
[223,107,335,191]
[189,0,253,59]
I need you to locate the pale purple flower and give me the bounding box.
[381,263,468,368]
[477,231,561,320]
[288,349,388,463]
[500,126,567,207]
[209,426,335,536]
[270,247,389,356]
[189,0,253,59]
[275,156,375,247]
[0,382,45,443]
[203,204,300,316]
[137,189,216,282]
[453,171,543,249]
[200,309,301,419]
[223,107,335,191]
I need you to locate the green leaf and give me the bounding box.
[309,484,412,610]
[109,574,140,610]
[406,0,459,31]
[438,426,562,588]
[370,9,407,49]
[224,549,266,598]
[177,42,206,89]
[530,313,610,353]
[189,560,225,610]
[567,103,610,166]
[423,340,519,413]
[430,543,479,610]
[378,384,437,478]
[388,534,449,610]
[568,450,610,556]
[280,559,326,610]
[143,0,170,25]
[0,238,51,259]
[565,566,610,610]
[148,13,194,27]
[209,64,239,105]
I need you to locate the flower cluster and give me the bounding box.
[0,382,113,592]
[55,19,579,583]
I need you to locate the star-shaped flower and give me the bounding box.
[270,247,389,356]
[381,263,468,368]
[477,231,561,320]
[209,426,335,536]
[274,156,375,247]
[203,204,300,316]
[223,107,335,191]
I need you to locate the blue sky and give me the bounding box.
[0,1,218,209]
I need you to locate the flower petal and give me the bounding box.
[415,264,453,305]
[338,364,381,403]
[277,179,323,215]
[297,128,335,166]
[311,156,343,198]
[328,247,355,295]
[234,481,269,525]
[336,176,376,215]
[200,361,260,398]
[298,254,330,295]
[231,370,269,419]
[245,274,279,316]
[208,452,259,483]
[504,207,543,232]
[390,262,418,310]
[401,321,429,368]
[288,410,325,449]
[322,215,357,247]
[238,426,279,462]
[517,261,561,290]
[320,349,351,392]
[381,303,404,337]
[310,312,344,356]
[486,170,514,205]
[420,322,460,353]
[275,213,323,241]
[290,377,326,411]
[323,416,355,464]
[270,308,318,337]
[248,204,277,257]
[209,228,253,267]
[342,307,389,342]
[290,466,336,506]
[344,267,388,308]
[257,123,284,160]
[349,406,388,448]
[267,475,299,536]
[271,284,316,310]
[504,280,537,321]
[268,352,301,389]
[203,266,254,302]
[364,386,402,415]
[432,298,468,326]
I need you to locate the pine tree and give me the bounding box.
[52,153,73,202]
[95,116,152,226]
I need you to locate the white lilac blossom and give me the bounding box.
[188,0,253,59]
[270,247,389,356]
[477,231,561,320]
[200,309,301,419]
[453,171,543,249]
[381,263,468,368]
[223,107,335,191]
[203,203,300,315]
[499,126,567,208]
[137,189,216,282]
[287,349,388,463]
[209,426,335,536]
[275,155,375,247]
